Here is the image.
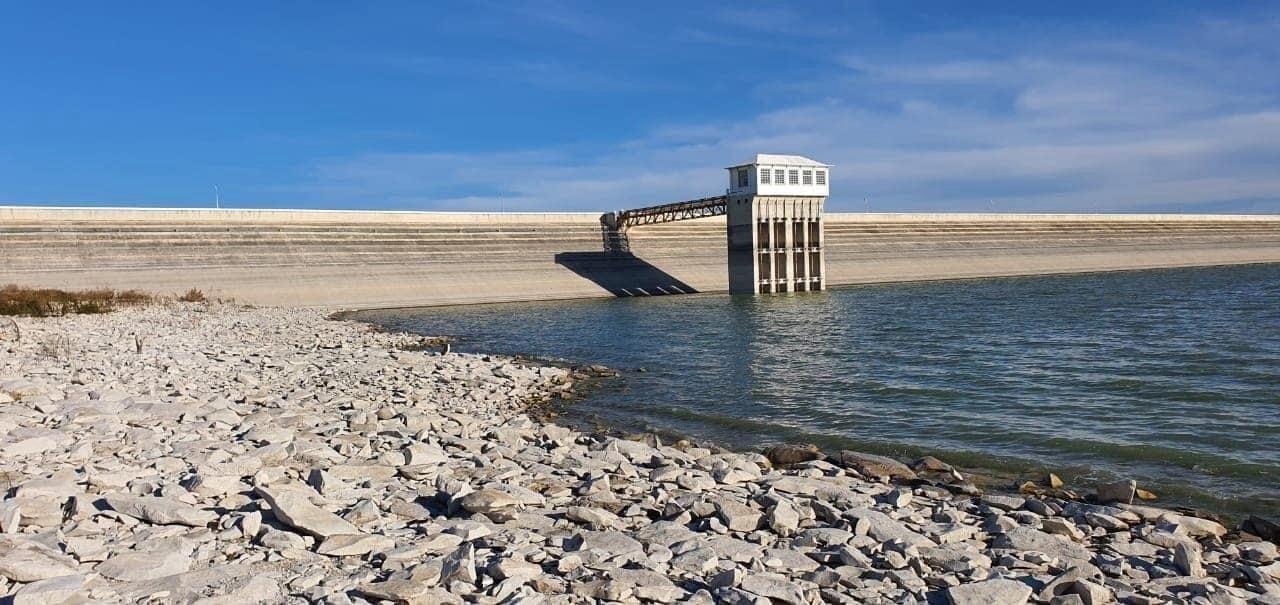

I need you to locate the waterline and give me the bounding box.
[354,264,1280,518]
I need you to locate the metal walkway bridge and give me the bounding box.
[601,195,727,252]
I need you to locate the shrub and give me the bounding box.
[178,288,207,303]
[0,284,154,317]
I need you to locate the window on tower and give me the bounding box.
[815,170,826,185]
[738,169,749,188]
[788,169,799,185]
[802,170,813,185]
[759,168,770,184]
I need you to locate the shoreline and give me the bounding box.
[0,304,1276,603]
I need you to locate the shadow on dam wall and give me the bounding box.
[554,252,698,297]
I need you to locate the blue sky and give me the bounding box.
[2,2,1278,212]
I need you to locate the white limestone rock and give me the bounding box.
[255,485,359,538]
[103,493,217,527]
[947,578,1032,605]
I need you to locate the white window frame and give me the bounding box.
[802,170,813,185]
[774,169,785,184]
[788,169,799,185]
[815,170,826,185]
[759,167,770,184]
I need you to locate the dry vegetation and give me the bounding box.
[0,284,153,317]
[178,288,207,302]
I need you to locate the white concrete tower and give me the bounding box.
[725,154,830,294]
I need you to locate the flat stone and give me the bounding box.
[566,505,619,529]
[994,527,1092,563]
[1042,517,1086,541]
[982,494,1025,511]
[316,533,395,556]
[489,557,542,581]
[1163,513,1228,539]
[740,573,807,605]
[0,545,78,582]
[847,508,936,547]
[259,528,306,550]
[103,493,217,526]
[837,450,917,481]
[255,485,359,538]
[715,499,762,532]
[947,578,1032,605]
[96,550,193,582]
[12,573,86,605]
[1,436,60,457]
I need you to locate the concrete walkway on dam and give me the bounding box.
[2,206,1279,309]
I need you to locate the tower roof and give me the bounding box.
[726,154,830,169]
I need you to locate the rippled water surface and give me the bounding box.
[355,265,1280,518]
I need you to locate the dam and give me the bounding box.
[3,205,1279,308]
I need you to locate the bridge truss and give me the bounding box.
[601,195,728,252]
[613,195,728,229]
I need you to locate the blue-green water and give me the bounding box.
[355,264,1280,518]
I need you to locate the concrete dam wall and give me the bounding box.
[2,206,1279,308]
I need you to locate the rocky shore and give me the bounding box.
[1,304,1277,604]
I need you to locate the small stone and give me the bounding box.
[259,528,307,550]
[882,488,913,507]
[767,499,800,536]
[1070,579,1112,605]
[1048,473,1064,489]
[762,444,822,466]
[566,505,619,529]
[457,488,521,522]
[1095,479,1136,504]
[0,500,20,534]
[911,456,953,473]
[440,542,478,585]
[1042,517,1085,541]
[1084,512,1129,531]
[1173,541,1203,577]
[715,499,762,532]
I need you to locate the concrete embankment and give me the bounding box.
[2,206,1278,308]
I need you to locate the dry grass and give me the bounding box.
[0,284,154,317]
[177,288,207,303]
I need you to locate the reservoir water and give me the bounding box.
[354,264,1280,519]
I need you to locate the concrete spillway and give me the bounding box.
[2,206,1279,308]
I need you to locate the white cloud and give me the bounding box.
[285,16,1280,213]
